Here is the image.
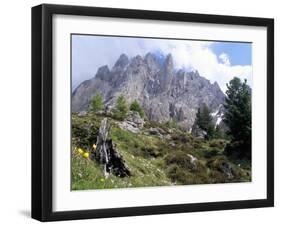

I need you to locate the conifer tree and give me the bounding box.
[130,100,145,118]
[90,93,104,113]
[223,77,251,159]
[195,103,215,139]
[113,95,129,120]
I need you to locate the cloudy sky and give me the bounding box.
[72,35,252,92]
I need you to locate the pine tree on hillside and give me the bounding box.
[113,95,129,120]
[130,100,145,118]
[223,77,251,159]
[90,93,104,113]
[195,103,215,139]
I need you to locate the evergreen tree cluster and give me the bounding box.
[89,94,145,121]
[223,77,252,160]
[194,77,252,160]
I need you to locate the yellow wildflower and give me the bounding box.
[83,152,90,158]
[100,178,105,182]
[77,148,84,154]
[93,144,97,150]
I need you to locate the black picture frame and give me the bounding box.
[32,3,274,222]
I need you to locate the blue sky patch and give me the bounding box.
[211,42,252,66]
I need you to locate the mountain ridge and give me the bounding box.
[72,52,225,129]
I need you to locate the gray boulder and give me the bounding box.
[126,111,144,128]
[117,111,144,134]
[118,121,140,134]
[78,111,87,117]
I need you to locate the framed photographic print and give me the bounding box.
[32,4,274,221]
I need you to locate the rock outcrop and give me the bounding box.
[92,118,130,177]
[117,111,144,134]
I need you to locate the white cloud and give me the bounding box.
[219,52,231,66]
[73,36,252,92]
[143,40,252,92]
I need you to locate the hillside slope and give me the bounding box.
[71,112,251,190]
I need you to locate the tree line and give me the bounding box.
[90,93,145,120]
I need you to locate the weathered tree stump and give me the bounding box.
[91,118,130,177]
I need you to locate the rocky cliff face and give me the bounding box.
[72,52,225,129]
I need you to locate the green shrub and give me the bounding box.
[192,138,204,149]
[166,163,209,185]
[130,100,145,118]
[170,132,191,144]
[203,148,220,158]
[206,156,245,182]
[207,170,227,183]
[141,147,161,158]
[180,143,194,153]
[164,119,178,129]
[166,164,189,184]
[207,156,228,169]
[209,139,226,149]
[165,151,195,170]
[71,114,100,148]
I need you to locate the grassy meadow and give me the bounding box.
[71,112,251,190]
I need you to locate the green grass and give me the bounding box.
[71,147,171,190]
[72,121,172,190]
[71,113,251,190]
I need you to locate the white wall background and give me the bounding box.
[0,0,279,225]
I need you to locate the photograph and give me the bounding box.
[29,3,274,222]
[71,34,253,190]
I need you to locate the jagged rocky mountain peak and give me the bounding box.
[95,65,113,83]
[96,65,110,77]
[72,52,225,129]
[145,52,167,75]
[144,52,156,61]
[131,54,144,65]
[213,81,220,88]
[164,53,173,68]
[114,53,129,68]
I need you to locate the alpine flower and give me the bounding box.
[83,152,90,158]
[77,148,84,154]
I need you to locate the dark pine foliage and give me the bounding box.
[195,103,215,139]
[113,95,129,120]
[130,100,145,118]
[223,77,251,160]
